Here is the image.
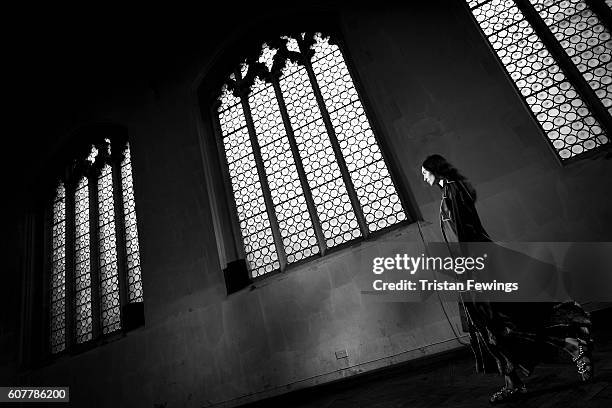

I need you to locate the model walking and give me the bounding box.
[421,154,594,404]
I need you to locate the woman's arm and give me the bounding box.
[447,181,489,242]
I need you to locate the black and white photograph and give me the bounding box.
[2,0,612,406]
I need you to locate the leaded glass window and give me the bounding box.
[98,163,121,334]
[48,136,144,354]
[50,183,66,353]
[466,0,612,160]
[215,32,408,278]
[121,144,144,303]
[74,175,92,343]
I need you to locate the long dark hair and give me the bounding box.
[422,154,477,201]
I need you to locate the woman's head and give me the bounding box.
[421,154,477,200]
[422,154,456,183]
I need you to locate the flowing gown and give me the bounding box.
[439,179,592,376]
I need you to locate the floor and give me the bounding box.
[242,307,612,408]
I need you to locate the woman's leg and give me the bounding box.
[565,337,594,382]
[534,301,593,382]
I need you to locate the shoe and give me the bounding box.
[489,384,527,404]
[573,343,594,382]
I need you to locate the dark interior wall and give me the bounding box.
[6,1,612,407]
[0,218,22,384]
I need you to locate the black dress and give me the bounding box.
[439,179,592,376]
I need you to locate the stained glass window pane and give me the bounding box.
[280,60,361,248]
[531,0,612,116]
[310,35,406,231]
[249,77,319,263]
[74,176,92,343]
[467,0,609,159]
[218,87,279,277]
[50,183,66,353]
[121,144,144,302]
[98,164,121,334]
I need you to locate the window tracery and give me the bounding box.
[215,32,408,277]
[48,136,143,354]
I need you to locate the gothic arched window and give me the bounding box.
[465,0,612,161]
[48,136,144,355]
[214,32,408,278]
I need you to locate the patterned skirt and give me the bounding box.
[462,299,593,376]
[440,218,593,376]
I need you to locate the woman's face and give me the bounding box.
[421,166,435,186]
